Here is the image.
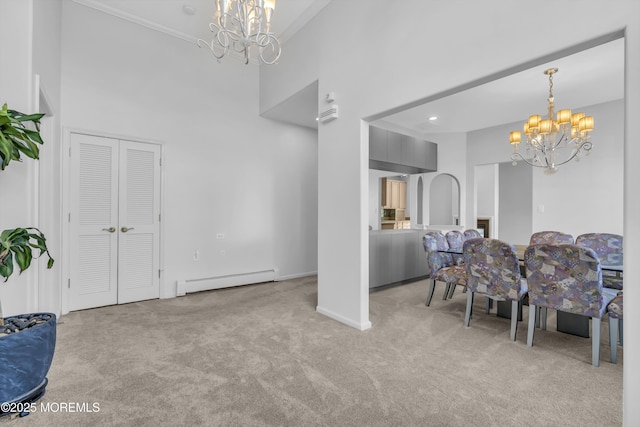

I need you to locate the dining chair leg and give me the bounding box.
[447,283,456,299]
[609,317,619,364]
[527,304,537,347]
[485,298,491,314]
[464,292,474,327]
[442,283,451,300]
[425,279,436,307]
[510,300,518,341]
[619,319,624,346]
[541,307,548,330]
[592,317,601,367]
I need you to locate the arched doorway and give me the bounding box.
[428,173,460,226]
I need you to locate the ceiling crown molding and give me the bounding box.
[72,0,332,46]
[279,0,332,44]
[71,0,197,44]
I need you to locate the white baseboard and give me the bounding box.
[277,270,317,281]
[176,267,279,296]
[316,305,372,331]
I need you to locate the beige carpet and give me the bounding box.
[3,276,622,426]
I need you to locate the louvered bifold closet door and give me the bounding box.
[117,140,161,304]
[69,134,119,310]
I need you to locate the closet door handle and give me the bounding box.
[102,227,116,233]
[121,227,135,233]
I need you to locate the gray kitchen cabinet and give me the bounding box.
[387,131,402,164]
[369,125,437,174]
[369,126,388,161]
[401,134,414,166]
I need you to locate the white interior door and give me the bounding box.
[69,133,161,311]
[69,134,119,310]
[117,140,161,304]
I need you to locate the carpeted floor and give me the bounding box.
[2,276,623,426]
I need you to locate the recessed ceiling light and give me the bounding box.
[428,116,438,121]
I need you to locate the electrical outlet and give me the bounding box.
[193,250,200,261]
[220,249,226,256]
[216,233,225,239]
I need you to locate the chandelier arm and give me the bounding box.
[511,152,544,168]
[511,140,593,169]
[551,132,568,150]
[256,33,281,64]
[549,140,593,167]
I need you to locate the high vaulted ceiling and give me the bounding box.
[71,0,332,44]
[71,1,625,135]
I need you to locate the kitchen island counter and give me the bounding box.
[369,229,428,289]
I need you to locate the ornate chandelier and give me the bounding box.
[509,68,594,173]
[197,0,281,65]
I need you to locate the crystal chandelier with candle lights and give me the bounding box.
[509,68,594,174]
[197,0,281,65]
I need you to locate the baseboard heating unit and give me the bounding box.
[176,268,279,296]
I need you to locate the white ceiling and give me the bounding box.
[375,37,625,135]
[72,0,332,44]
[71,1,625,135]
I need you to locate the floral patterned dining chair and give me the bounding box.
[529,231,574,245]
[607,292,623,364]
[463,229,482,239]
[462,238,528,341]
[575,233,623,290]
[524,243,617,367]
[445,230,466,266]
[422,233,467,306]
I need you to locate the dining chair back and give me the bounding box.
[524,243,616,367]
[463,229,482,239]
[445,230,465,265]
[462,238,527,341]
[576,233,623,290]
[422,233,467,306]
[529,231,574,245]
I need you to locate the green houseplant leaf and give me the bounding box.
[0,227,54,283]
[0,103,45,170]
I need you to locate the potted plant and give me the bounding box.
[0,103,56,417]
[0,102,45,170]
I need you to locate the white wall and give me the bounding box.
[498,162,532,244]
[533,99,624,237]
[0,0,36,315]
[429,175,454,225]
[58,2,318,306]
[260,1,640,423]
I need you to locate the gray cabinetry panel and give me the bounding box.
[369,230,428,289]
[369,125,437,174]
[387,131,402,164]
[369,126,388,162]
[401,135,415,167]
[413,139,428,168]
